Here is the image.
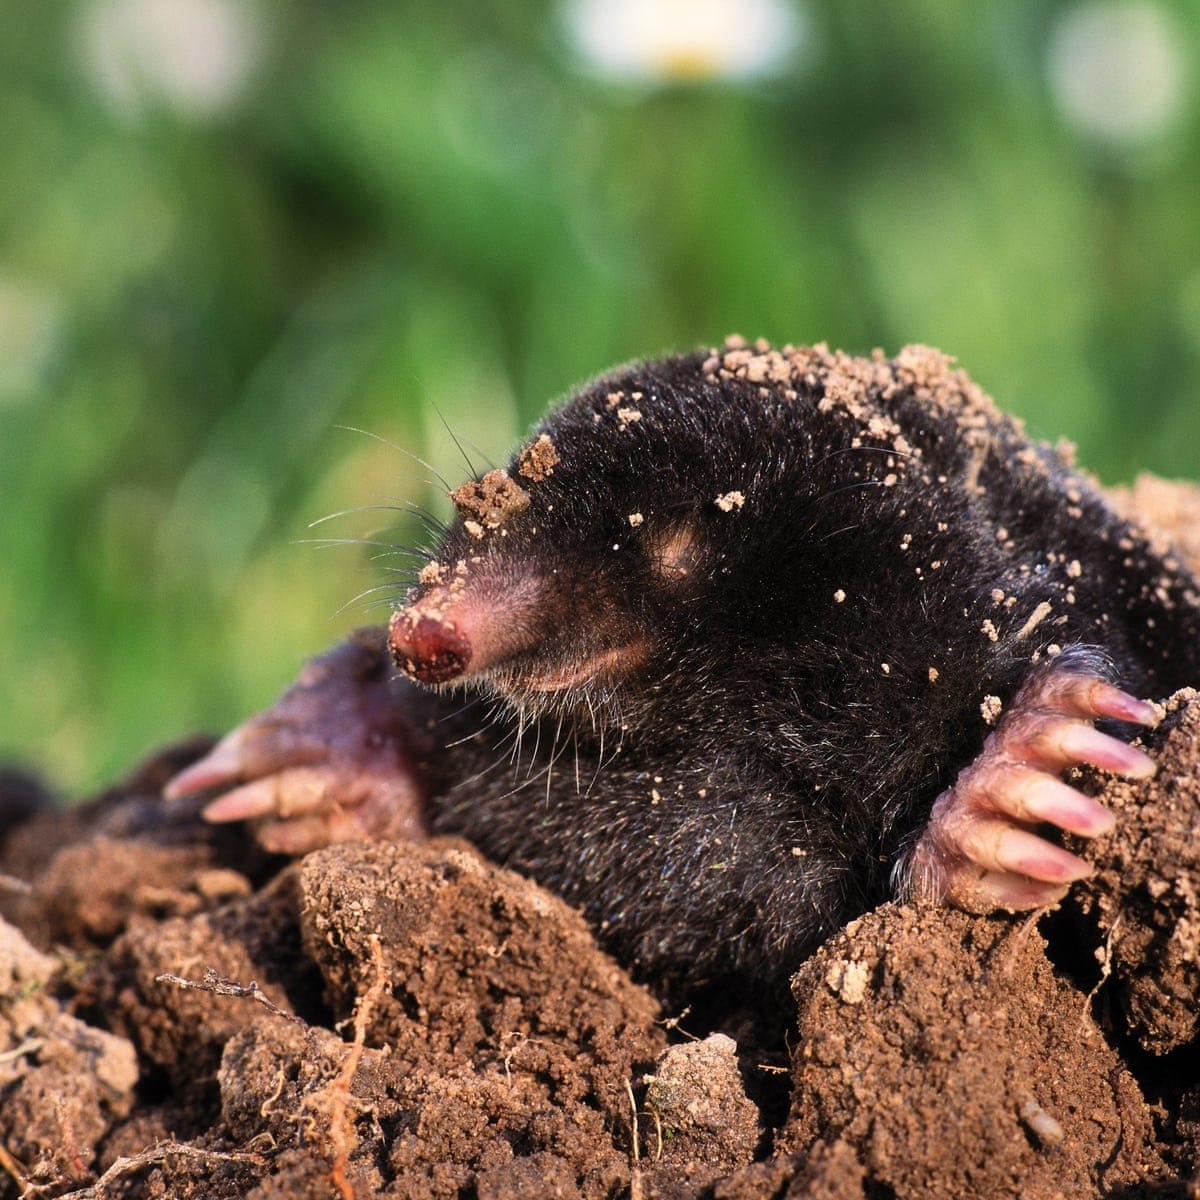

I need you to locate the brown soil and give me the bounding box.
[449,469,532,531]
[3,479,1200,1199]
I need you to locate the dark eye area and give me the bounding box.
[644,522,703,585]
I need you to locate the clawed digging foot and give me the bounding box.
[165,635,429,855]
[901,666,1159,911]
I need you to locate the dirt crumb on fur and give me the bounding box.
[517,432,560,481]
[450,468,531,528]
[700,337,1009,464]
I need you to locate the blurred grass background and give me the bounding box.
[1,0,1198,794]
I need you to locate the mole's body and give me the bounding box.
[171,341,1200,1005]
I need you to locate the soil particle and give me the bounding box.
[449,468,530,529]
[12,835,249,950]
[517,432,560,481]
[699,339,1029,491]
[0,917,139,1193]
[641,1034,761,1179]
[473,1153,581,1199]
[711,1140,865,1200]
[296,839,664,1101]
[82,867,315,1104]
[2,746,1199,1198]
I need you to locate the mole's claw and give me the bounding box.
[220,765,427,848]
[1029,673,1160,727]
[1051,724,1156,778]
[165,722,321,801]
[201,779,291,823]
[958,872,1070,911]
[975,824,1093,885]
[256,814,350,857]
[898,661,1157,912]
[164,632,432,854]
[1086,682,1159,727]
[999,771,1115,837]
[165,756,232,801]
[199,763,426,848]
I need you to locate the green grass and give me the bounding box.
[2,0,1198,793]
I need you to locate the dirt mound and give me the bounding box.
[3,478,1200,1199]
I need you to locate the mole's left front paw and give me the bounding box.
[165,632,429,855]
[899,666,1158,911]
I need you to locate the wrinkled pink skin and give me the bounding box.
[895,668,1157,910]
[167,630,430,855]
[168,620,1159,912]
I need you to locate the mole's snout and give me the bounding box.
[388,570,554,690]
[388,611,472,684]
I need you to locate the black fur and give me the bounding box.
[398,344,1200,1007]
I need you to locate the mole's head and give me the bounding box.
[388,348,853,731]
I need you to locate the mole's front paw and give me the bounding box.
[165,631,428,855]
[899,664,1158,911]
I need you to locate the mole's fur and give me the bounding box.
[179,340,1200,1007]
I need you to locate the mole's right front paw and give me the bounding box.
[165,632,429,855]
[898,664,1158,912]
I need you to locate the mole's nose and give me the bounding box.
[388,611,472,684]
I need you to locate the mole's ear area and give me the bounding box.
[644,523,705,586]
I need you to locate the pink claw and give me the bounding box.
[1053,724,1156,777]
[899,666,1158,912]
[163,632,432,854]
[166,722,325,803]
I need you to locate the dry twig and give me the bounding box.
[155,969,307,1025]
[52,1142,267,1199]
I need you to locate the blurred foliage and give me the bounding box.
[1,0,1198,792]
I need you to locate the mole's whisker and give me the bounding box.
[334,424,454,492]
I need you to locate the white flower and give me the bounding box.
[1047,1,1190,146]
[79,0,261,121]
[562,0,802,85]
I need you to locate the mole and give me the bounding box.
[167,339,1200,1007]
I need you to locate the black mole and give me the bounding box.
[169,339,1200,1008]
